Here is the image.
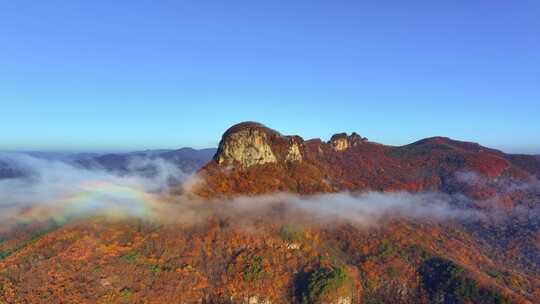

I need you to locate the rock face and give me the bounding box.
[330,133,350,151]
[330,132,367,151]
[215,122,278,168]
[214,122,307,168]
[285,141,303,162]
[213,122,370,168]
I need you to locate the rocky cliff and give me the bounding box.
[329,132,367,151]
[213,122,368,168]
[214,122,307,168]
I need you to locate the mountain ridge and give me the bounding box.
[0,148,217,180]
[193,122,539,198]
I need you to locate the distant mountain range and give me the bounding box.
[0,147,217,180]
[74,147,216,176]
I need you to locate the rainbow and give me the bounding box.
[13,181,166,225]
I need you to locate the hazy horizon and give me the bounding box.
[1,130,538,155]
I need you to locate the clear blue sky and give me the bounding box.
[1,1,539,153]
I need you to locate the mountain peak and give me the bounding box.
[220,121,278,138]
[213,122,303,168]
[213,122,372,168]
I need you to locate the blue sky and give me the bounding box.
[1,1,539,153]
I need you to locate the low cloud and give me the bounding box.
[454,170,540,193]
[210,192,482,227]
[0,153,186,230]
[0,153,527,232]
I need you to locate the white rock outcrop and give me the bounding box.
[214,122,304,168]
[216,125,277,168]
[286,142,303,162]
[330,132,367,151]
[332,137,350,151]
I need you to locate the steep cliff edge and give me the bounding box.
[213,122,304,168]
[212,122,369,169]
